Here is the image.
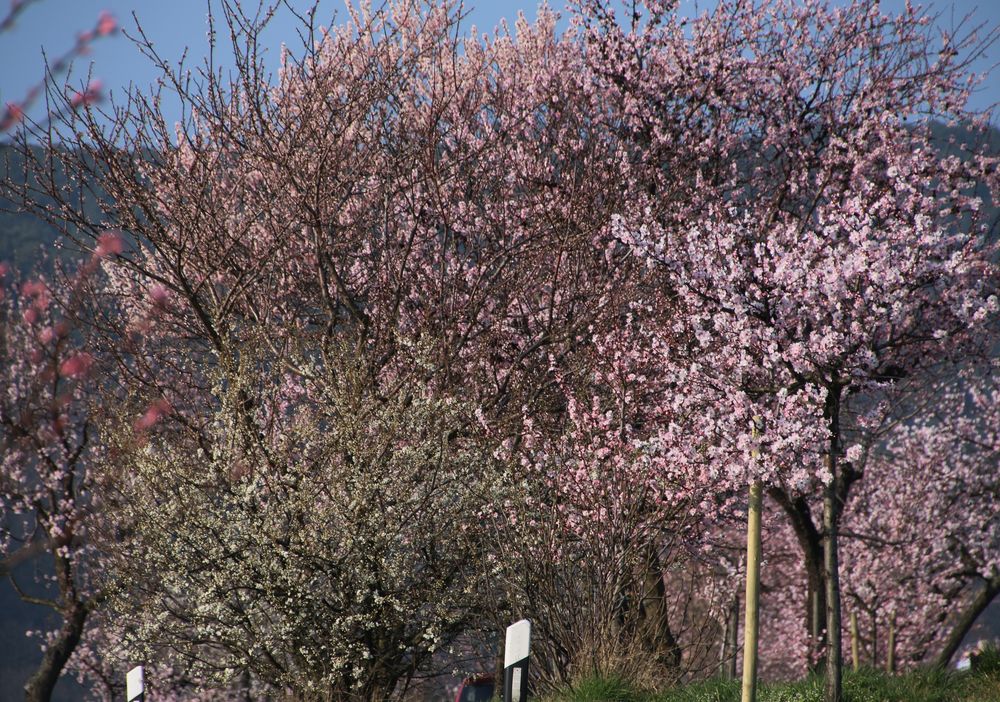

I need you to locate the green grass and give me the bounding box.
[541,655,1000,702]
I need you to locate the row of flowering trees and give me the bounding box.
[2,0,999,700]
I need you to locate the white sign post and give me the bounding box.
[126,665,144,702]
[504,619,531,702]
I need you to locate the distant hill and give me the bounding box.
[0,144,104,274]
[0,144,102,701]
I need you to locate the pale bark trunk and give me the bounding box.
[741,481,763,702]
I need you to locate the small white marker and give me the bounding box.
[127,665,144,702]
[504,619,531,667]
[504,619,531,702]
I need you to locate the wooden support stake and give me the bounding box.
[850,611,859,672]
[887,611,896,674]
[741,481,762,702]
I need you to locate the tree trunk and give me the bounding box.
[741,481,763,702]
[823,386,844,702]
[237,669,253,701]
[24,601,88,702]
[639,544,682,675]
[870,610,878,668]
[770,487,827,670]
[933,575,1000,670]
[728,597,739,680]
[822,483,842,701]
[720,595,739,680]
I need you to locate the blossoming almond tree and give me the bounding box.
[839,365,1000,671]
[93,340,504,698]
[595,1,1000,698]
[6,0,662,696]
[0,241,119,701]
[623,157,998,700]
[484,307,725,690]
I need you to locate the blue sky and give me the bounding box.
[1,0,998,129]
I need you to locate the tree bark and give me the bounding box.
[770,487,827,670]
[720,595,739,680]
[639,544,683,675]
[933,575,1000,670]
[24,601,88,702]
[23,540,92,702]
[870,610,878,668]
[728,597,740,680]
[823,386,844,702]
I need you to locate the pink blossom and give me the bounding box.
[135,399,172,431]
[70,80,103,109]
[148,284,171,309]
[0,102,24,132]
[59,352,94,378]
[96,10,117,36]
[21,279,47,298]
[94,230,123,258]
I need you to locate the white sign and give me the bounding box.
[126,666,144,701]
[504,619,531,667]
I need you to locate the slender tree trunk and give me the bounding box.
[24,601,88,702]
[728,597,739,680]
[494,643,506,702]
[237,669,253,701]
[870,610,878,668]
[933,575,1000,670]
[823,386,844,702]
[811,583,825,670]
[720,595,739,680]
[24,546,90,702]
[850,611,859,672]
[719,610,729,678]
[719,595,739,679]
[741,481,763,702]
[886,611,896,674]
[822,482,842,701]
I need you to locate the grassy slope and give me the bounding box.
[543,654,1000,702]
